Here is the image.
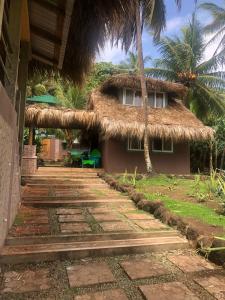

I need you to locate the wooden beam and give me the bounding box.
[17,42,29,162]
[31,0,65,16]
[32,50,58,66]
[30,24,61,45]
[0,0,5,38]
[21,0,30,42]
[5,0,23,104]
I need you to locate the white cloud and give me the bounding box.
[166,16,184,33]
[96,41,126,64]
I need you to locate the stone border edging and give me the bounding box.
[98,172,225,267]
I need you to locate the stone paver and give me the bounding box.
[56,208,82,215]
[134,220,168,230]
[120,258,170,279]
[60,222,91,233]
[2,269,51,293]
[58,214,86,222]
[139,282,200,300]
[88,207,110,213]
[9,225,50,236]
[168,255,216,273]
[100,221,132,232]
[74,289,128,300]
[123,212,154,220]
[195,275,225,300]
[21,216,49,224]
[92,213,121,222]
[67,262,115,287]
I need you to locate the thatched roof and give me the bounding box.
[25,105,97,129]
[25,75,214,142]
[89,89,214,142]
[100,74,188,99]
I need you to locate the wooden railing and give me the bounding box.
[0,0,12,86]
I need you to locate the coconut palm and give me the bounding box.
[119,51,151,73]
[145,16,225,120]
[133,0,181,174]
[200,2,225,55]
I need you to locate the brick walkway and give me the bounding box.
[0,167,225,299]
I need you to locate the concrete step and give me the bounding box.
[0,236,188,264]
[22,199,131,207]
[5,231,180,246]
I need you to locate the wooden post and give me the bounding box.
[5,0,23,104]
[209,139,213,174]
[18,41,29,162]
[28,127,33,145]
[0,0,5,38]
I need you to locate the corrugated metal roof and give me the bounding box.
[27,94,58,105]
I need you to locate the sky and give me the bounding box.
[96,0,224,65]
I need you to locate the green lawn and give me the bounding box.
[119,174,225,232]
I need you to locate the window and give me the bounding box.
[148,92,167,108]
[123,89,142,107]
[127,137,144,151]
[152,138,173,153]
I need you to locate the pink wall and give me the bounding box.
[102,137,190,174]
[0,83,21,247]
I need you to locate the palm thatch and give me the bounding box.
[100,74,188,98]
[25,75,214,142]
[90,77,214,141]
[25,105,97,129]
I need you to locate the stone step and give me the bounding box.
[22,199,131,207]
[22,195,128,201]
[0,236,188,264]
[6,231,180,246]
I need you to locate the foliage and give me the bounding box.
[200,2,225,55]
[119,51,151,74]
[23,128,42,154]
[145,15,225,120]
[84,62,124,94]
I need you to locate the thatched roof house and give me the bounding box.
[25,75,214,174]
[90,75,213,142]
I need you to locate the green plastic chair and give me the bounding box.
[89,149,101,168]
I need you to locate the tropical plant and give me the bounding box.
[119,51,151,73]
[145,15,225,120]
[134,0,182,173]
[200,2,225,55]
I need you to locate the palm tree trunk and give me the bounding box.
[28,127,33,145]
[135,2,153,174]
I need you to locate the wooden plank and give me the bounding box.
[30,24,61,45]
[21,0,30,42]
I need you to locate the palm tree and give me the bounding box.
[199,2,225,55]
[145,16,225,120]
[134,0,181,174]
[119,51,151,73]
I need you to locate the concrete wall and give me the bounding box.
[102,137,190,174]
[0,83,20,247]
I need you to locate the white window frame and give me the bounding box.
[123,88,143,107]
[127,137,144,151]
[148,92,167,108]
[122,89,167,108]
[152,138,174,153]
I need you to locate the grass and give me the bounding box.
[143,192,225,229]
[119,173,225,232]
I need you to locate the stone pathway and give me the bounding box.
[0,167,224,299]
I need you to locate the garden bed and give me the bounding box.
[99,172,225,266]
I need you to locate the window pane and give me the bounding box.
[156,93,164,108]
[163,139,173,152]
[153,138,162,151]
[134,91,142,106]
[125,89,134,105]
[131,138,140,150]
[148,92,155,107]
